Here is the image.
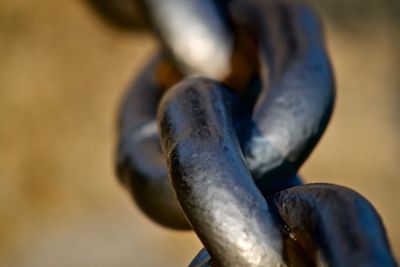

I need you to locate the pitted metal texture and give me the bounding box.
[88,0,398,266]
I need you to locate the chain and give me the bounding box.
[90,0,398,266]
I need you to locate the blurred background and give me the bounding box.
[0,0,399,266]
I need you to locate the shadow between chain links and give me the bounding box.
[114,0,397,266]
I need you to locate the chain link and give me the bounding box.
[88,0,399,266]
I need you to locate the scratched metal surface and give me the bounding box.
[0,0,398,266]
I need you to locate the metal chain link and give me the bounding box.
[89,0,398,266]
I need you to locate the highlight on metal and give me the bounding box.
[88,0,398,266]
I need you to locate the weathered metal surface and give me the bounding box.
[158,77,286,266]
[269,184,397,267]
[231,0,335,195]
[89,0,398,265]
[188,183,397,266]
[116,0,335,229]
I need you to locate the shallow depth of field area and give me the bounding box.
[0,1,399,266]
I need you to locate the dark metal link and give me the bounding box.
[158,77,286,266]
[231,0,335,195]
[116,54,190,229]
[188,184,397,266]
[269,184,397,267]
[115,0,236,229]
[158,78,396,266]
[116,0,335,229]
[87,0,398,265]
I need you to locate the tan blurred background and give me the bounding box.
[0,0,399,266]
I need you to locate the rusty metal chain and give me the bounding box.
[90,0,397,266]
